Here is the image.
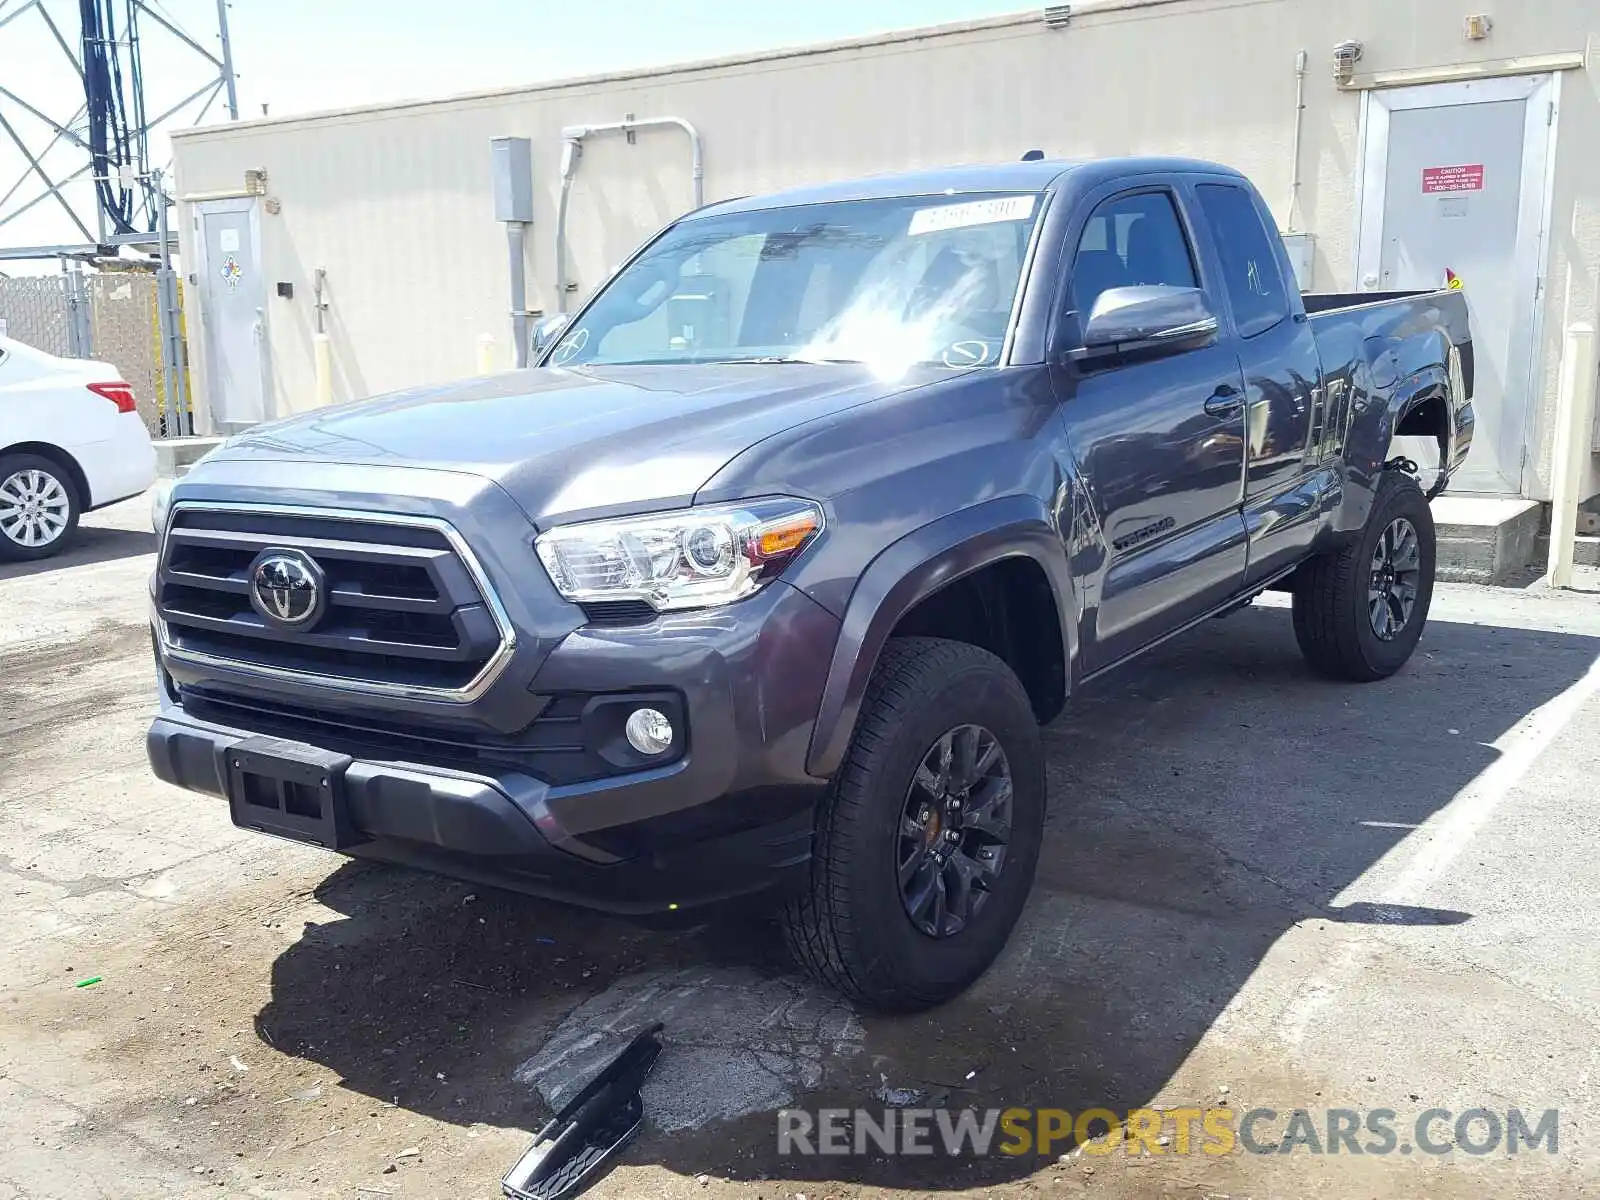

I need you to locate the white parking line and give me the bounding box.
[1381,651,1600,905]
[1279,652,1600,1049]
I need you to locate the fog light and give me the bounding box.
[624,707,674,755]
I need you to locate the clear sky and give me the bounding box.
[1,0,1028,258]
[228,0,1029,116]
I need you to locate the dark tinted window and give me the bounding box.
[1070,191,1197,319]
[1196,183,1291,338]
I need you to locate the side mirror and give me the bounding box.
[531,313,570,360]
[1074,286,1218,363]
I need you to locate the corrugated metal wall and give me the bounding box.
[169,0,1600,496]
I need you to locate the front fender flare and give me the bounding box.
[805,494,1077,779]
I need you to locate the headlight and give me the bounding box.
[535,498,824,612]
[150,479,174,538]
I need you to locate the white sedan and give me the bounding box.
[0,335,157,560]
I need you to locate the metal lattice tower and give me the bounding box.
[0,0,238,260]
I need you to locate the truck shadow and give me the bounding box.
[254,602,1599,1190]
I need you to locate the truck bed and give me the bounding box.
[1302,289,1450,314]
[1302,287,1471,385]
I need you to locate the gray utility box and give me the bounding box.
[491,137,533,223]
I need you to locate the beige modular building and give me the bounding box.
[170,0,1600,501]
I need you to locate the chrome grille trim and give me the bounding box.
[154,501,517,704]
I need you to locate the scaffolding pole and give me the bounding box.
[59,254,91,356]
[150,167,188,435]
[215,0,238,120]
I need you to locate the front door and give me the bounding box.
[1355,75,1556,494]
[194,198,268,430]
[1053,185,1248,674]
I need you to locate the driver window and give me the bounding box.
[1070,191,1197,320]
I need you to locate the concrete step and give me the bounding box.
[1578,495,1600,537]
[1531,533,1600,570]
[1430,496,1543,585]
[153,435,225,479]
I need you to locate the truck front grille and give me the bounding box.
[155,505,513,699]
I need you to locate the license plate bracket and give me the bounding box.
[225,737,363,850]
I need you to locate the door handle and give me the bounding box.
[1204,385,1244,417]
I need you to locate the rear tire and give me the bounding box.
[782,637,1045,1012]
[1292,472,1435,681]
[0,453,81,562]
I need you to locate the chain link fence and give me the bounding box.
[0,275,73,357]
[90,272,165,434]
[0,269,188,435]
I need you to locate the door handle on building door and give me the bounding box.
[1204,384,1244,417]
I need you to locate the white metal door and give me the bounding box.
[1355,76,1557,495]
[194,198,268,429]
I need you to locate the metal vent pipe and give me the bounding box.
[554,116,704,313]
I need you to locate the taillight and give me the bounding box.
[88,381,137,414]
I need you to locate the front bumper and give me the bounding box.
[149,577,840,915]
[147,709,815,913]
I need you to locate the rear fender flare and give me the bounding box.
[1338,363,1450,533]
[805,494,1077,779]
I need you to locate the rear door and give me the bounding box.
[1189,179,1327,584]
[1050,180,1248,674]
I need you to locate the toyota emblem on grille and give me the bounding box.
[248,548,326,630]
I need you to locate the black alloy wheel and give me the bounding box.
[896,724,1013,938]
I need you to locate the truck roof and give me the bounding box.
[690,156,1247,218]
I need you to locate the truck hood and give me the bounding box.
[206,363,932,525]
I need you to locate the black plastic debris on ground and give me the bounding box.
[502,1022,665,1200]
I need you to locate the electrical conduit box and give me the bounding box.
[492,137,534,223]
[1281,231,1314,291]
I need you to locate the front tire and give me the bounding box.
[0,453,81,562]
[1292,471,1435,681]
[782,637,1045,1012]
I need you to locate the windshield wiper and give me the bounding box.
[710,355,866,365]
[581,355,870,367]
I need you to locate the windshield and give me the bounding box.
[546,192,1042,374]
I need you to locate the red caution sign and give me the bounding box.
[1423,164,1485,194]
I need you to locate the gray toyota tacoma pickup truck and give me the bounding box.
[148,157,1473,1010]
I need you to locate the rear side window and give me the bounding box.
[1196,184,1291,338]
[1070,190,1197,319]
